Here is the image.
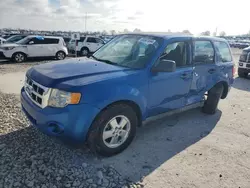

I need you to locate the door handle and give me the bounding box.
[180,73,190,79]
[208,68,216,74]
[220,66,225,70]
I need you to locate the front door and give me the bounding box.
[148,39,193,116]
[26,37,45,57]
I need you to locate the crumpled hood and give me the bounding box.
[27,58,133,88]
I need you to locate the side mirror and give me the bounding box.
[28,41,34,45]
[152,59,176,72]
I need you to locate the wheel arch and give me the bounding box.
[81,46,89,51]
[56,50,66,56]
[210,81,228,99]
[12,51,27,58]
[94,100,143,127]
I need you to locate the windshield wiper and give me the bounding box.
[90,55,118,65]
[98,59,118,65]
[90,54,98,60]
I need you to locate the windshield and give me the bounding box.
[93,35,163,69]
[16,37,31,45]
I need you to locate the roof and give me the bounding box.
[25,35,63,39]
[121,32,227,42]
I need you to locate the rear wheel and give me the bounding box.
[87,104,138,157]
[56,51,66,60]
[12,52,26,63]
[80,47,89,56]
[238,68,248,78]
[202,84,224,115]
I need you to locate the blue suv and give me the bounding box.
[21,34,234,156]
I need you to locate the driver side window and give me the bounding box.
[160,41,189,67]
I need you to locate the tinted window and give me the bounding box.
[194,41,214,64]
[79,37,86,42]
[43,38,59,44]
[160,42,189,67]
[214,41,232,62]
[87,37,98,43]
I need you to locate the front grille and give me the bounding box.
[0,52,5,59]
[24,77,50,108]
[239,51,250,63]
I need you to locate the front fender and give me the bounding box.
[82,83,148,119]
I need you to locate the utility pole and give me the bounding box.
[85,12,87,32]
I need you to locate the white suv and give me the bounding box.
[0,35,68,63]
[68,36,105,56]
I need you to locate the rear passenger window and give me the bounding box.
[194,41,214,64]
[87,37,98,43]
[214,41,232,62]
[43,38,59,44]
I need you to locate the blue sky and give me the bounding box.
[0,0,249,35]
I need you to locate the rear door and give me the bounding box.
[42,38,60,56]
[213,41,234,83]
[191,40,217,98]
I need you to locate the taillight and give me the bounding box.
[232,65,235,76]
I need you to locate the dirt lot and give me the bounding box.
[0,49,249,188]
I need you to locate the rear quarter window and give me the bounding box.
[214,41,232,62]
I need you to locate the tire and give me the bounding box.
[80,47,89,56]
[56,51,66,60]
[202,84,224,115]
[12,52,26,63]
[238,68,248,78]
[87,104,138,157]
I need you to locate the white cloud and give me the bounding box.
[0,0,249,34]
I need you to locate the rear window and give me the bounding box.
[214,41,232,62]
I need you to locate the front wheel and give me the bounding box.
[80,48,89,56]
[87,104,138,157]
[238,68,248,78]
[12,52,26,63]
[202,84,224,115]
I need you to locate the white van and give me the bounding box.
[0,37,6,45]
[0,36,68,63]
[68,36,105,56]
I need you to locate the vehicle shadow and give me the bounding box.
[0,108,221,186]
[232,76,250,92]
[102,108,222,182]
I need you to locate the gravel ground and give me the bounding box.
[0,49,250,188]
[0,92,141,188]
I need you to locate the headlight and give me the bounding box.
[2,47,15,50]
[48,89,81,108]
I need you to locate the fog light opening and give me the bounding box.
[48,123,64,134]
